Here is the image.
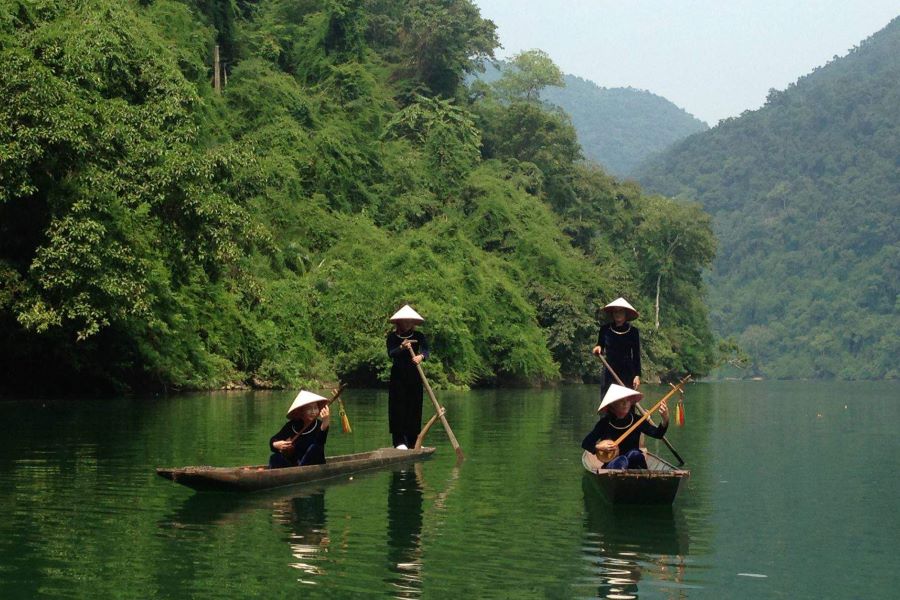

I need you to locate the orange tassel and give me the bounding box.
[339,401,352,433]
[676,401,685,426]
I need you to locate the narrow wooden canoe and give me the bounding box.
[157,447,436,492]
[582,450,690,505]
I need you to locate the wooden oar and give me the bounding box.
[596,375,691,464]
[414,408,443,450]
[407,345,464,461]
[597,353,686,466]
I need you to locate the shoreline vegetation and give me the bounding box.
[0,0,721,396]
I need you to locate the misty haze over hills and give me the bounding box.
[635,16,900,379]
[542,75,707,177]
[474,62,708,177]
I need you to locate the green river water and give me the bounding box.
[1,381,897,599]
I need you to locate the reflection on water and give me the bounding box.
[386,468,424,598]
[580,476,689,599]
[157,486,336,590]
[274,492,330,583]
[2,382,899,598]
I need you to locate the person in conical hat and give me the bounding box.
[387,304,429,449]
[390,304,425,324]
[268,390,331,468]
[591,297,642,396]
[596,383,643,413]
[602,297,639,321]
[581,383,669,470]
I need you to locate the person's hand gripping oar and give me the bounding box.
[596,352,686,466]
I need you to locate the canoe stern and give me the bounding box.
[582,450,690,505]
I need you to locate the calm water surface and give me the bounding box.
[1,382,897,598]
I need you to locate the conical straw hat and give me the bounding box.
[597,384,643,413]
[287,390,328,418]
[389,304,424,323]
[602,297,639,321]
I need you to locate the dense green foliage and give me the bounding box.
[635,17,900,379]
[476,62,708,177]
[0,0,718,394]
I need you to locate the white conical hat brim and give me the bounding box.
[287,390,328,417]
[603,297,639,320]
[598,383,643,413]
[390,304,424,323]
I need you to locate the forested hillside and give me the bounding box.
[0,0,718,395]
[542,76,707,177]
[636,17,900,379]
[476,62,708,177]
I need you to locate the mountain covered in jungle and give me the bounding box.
[635,16,900,379]
[0,0,719,395]
[476,62,708,177]
[542,76,708,177]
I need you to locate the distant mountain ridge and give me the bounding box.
[474,63,708,176]
[634,16,900,379]
[542,75,708,177]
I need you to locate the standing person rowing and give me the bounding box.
[592,297,642,397]
[387,304,429,450]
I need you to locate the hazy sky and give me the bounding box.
[473,1,898,124]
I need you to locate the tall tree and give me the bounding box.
[493,49,564,102]
[633,197,716,331]
[365,0,497,98]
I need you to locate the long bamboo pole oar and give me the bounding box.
[407,345,464,461]
[597,354,686,466]
[596,375,691,463]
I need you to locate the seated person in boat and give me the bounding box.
[581,384,669,469]
[269,390,331,469]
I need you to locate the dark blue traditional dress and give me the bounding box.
[268,419,328,468]
[387,330,429,448]
[581,409,667,469]
[597,322,641,395]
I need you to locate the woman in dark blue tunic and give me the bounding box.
[387,305,429,449]
[269,390,331,468]
[592,297,642,396]
[581,384,669,469]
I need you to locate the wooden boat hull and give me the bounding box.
[582,450,690,505]
[157,447,436,492]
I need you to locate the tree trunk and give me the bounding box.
[655,272,662,331]
[213,45,221,93]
